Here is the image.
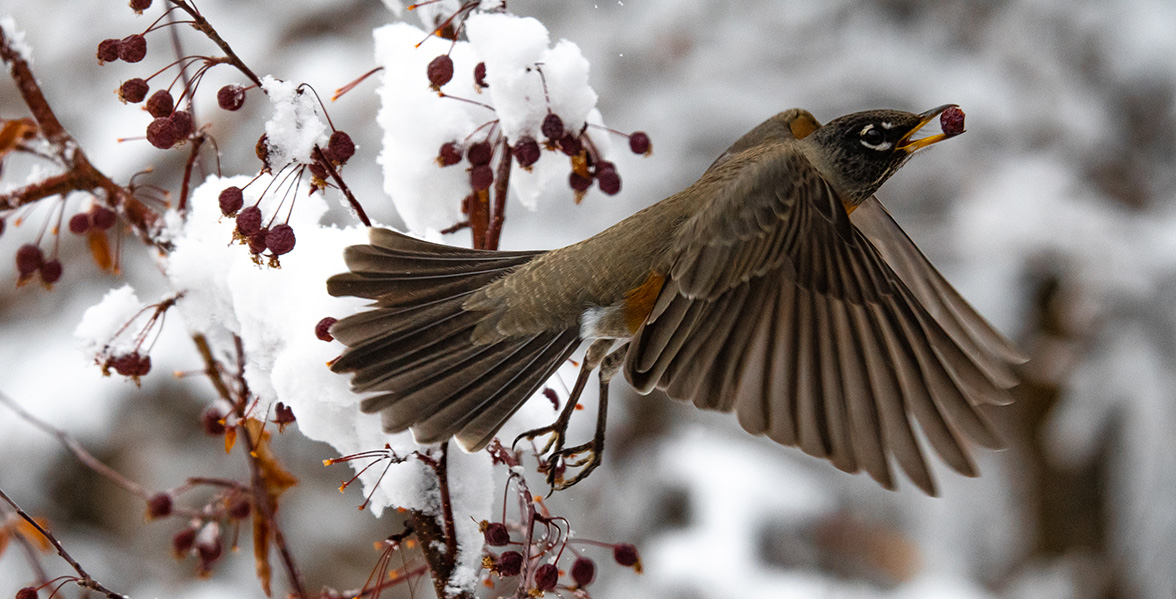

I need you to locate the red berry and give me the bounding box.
[467,140,493,166]
[129,0,153,12]
[170,110,194,139]
[941,105,966,137]
[482,521,510,547]
[146,117,179,149]
[118,34,147,63]
[571,556,595,587]
[15,244,43,277]
[596,166,621,195]
[309,160,329,180]
[219,187,244,216]
[568,172,591,192]
[328,131,355,164]
[513,136,540,168]
[437,142,462,166]
[119,78,149,104]
[266,224,296,255]
[90,206,117,230]
[172,527,197,556]
[248,229,269,255]
[474,62,488,89]
[236,206,262,237]
[557,133,582,156]
[470,164,494,191]
[16,586,37,599]
[97,39,120,64]
[534,563,559,591]
[201,406,226,436]
[613,543,640,567]
[112,352,147,376]
[146,89,174,118]
[0,218,5,237]
[541,113,564,140]
[629,131,651,155]
[273,402,295,427]
[196,531,222,564]
[146,492,173,519]
[39,259,63,284]
[217,84,246,111]
[427,54,454,89]
[315,317,337,342]
[228,496,251,520]
[255,134,272,169]
[68,213,92,234]
[497,551,523,577]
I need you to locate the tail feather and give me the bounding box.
[328,228,580,451]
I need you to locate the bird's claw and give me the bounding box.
[539,441,601,492]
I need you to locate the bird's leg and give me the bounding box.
[548,342,627,491]
[514,339,614,486]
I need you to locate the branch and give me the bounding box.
[0,487,128,598]
[485,140,512,250]
[167,0,262,87]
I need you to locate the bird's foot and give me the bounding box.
[538,440,602,492]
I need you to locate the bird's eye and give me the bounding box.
[859,125,888,150]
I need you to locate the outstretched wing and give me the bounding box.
[624,143,1021,495]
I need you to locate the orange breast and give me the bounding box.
[622,272,666,334]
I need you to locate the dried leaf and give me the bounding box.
[242,418,299,596]
[16,516,52,552]
[0,118,36,164]
[88,230,113,272]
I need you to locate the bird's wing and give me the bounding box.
[624,144,1020,495]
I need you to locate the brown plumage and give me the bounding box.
[327,105,1025,495]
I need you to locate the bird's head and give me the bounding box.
[801,105,962,207]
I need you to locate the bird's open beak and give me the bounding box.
[898,104,959,153]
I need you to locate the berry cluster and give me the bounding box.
[93,294,179,385]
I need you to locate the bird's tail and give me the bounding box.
[327,228,579,452]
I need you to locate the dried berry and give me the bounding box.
[196,530,222,564]
[541,113,565,140]
[534,563,559,592]
[68,213,92,234]
[97,39,120,64]
[218,187,244,216]
[328,131,355,164]
[315,317,337,342]
[236,206,262,237]
[470,164,494,191]
[629,131,651,155]
[266,224,296,255]
[170,110,194,139]
[217,84,246,111]
[427,54,454,89]
[228,496,251,520]
[118,34,147,63]
[16,586,38,599]
[497,551,523,577]
[597,165,621,195]
[119,78,149,104]
[129,0,153,12]
[481,521,510,547]
[39,260,63,284]
[112,352,150,377]
[146,89,174,118]
[467,140,493,166]
[15,244,43,277]
[568,172,592,192]
[557,133,582,157]
[255,134,272,170]
[571,556,595,587]
[473,62,488,89]
[613,543,640,568]
[941,105,966,137]
[172,527,197,556]
[309,160,328,180]
[90,206,117,230]
[146,117,179,149]
[273,402,295,428]
[201,406,226,436]
[437,142,462,166]
[0,218,5,237]
[248,228,269,255]
[146,492,173,519]
[513,136,540,168]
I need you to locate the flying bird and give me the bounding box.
[327,105,1024,495]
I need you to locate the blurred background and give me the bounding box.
[2,0,1175,597]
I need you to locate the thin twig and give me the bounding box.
[486,139,512,250]
[0,486,128,598]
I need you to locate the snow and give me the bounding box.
[73,284,146,359]
[0,16,32,64]
[260,75,330,167]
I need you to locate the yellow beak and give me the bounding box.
[898,104,960,153]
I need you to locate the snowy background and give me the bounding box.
[2,0,1175,597]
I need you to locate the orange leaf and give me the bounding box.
[88,230,113,272]
[224,426,237,454]
[16,516,52,552]
[0,118,36,163]
[241,418,299,596]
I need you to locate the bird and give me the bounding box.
[326,105,1025,496]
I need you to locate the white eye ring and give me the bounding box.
[858,124,892,151]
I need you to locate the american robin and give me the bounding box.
[327,105,1024,495]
